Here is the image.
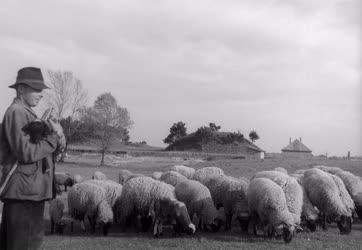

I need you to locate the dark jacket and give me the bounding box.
[0,98,58,201]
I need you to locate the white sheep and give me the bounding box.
[204,175,249,231]
[303,168,353,234]
[67,181,113,236]
[152,171,163,180]
[92,171,107,180]
[114,176,195,236]
[315,165,362,219]
[192,167,224,185]
[85,179,123,207]
[170,165,196,179]
[247,178,297,243]
[252,170,303,226]
[290,173,320,232]
[174,179,222,232]
[49,198,67,234]
[118,169,144,184]
[160,171,188,187]
[55,172,74,192]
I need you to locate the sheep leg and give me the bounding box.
[88,215,96,234]
[225,212,232,231]
[50,218,55,234]
[64,185,67,192]
[247,216,257,235]
[71,220,74,233]
[153,218,160,237]
[80,220,86,232]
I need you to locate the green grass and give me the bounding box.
[1,153,362,249]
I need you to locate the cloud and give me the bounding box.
[0,0,360,155]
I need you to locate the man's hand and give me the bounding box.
[48,119,66,152]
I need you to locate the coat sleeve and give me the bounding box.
[3,107,59,164]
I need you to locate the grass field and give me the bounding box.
[1,152,362,249]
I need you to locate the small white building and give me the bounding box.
[281,138,312,158]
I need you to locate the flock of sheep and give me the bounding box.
[50,164,362,243]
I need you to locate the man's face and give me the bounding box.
[18,85,43,107]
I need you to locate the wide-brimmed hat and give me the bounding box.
[9,67,49,90]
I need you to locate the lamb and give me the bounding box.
[204,175,249,231]
[170,165,196,179]
[303,168,353,234]
[192,167,224,185]
[159,171,188,186]
[67,181,113,236]
[315,165,362,219]
[118,169,144,184]
[22,119,53,144]
[114,176,195,236]
[92,171,107,180]
[55,172,74,192]
[174,179,222,232]
[49,198,67,234]
[247,178,298,243]
[252,170,303,226]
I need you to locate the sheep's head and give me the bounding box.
[55,221,67,234]
[337,215,352,235]
[166,199,195,235]
[22,120,53,144]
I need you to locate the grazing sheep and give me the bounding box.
[160,171,188,187]
[114,176,195,236]
[252,171,303,226]
[170,165,196,179]
[205,175,249,231]
[49,198,67,234]
[303,168,353,234]
[192,167,224,185]
[85,180,123,207]
[174,179,222,232]
[55,172,74,192]
[315,165,362,219]
[92,171,107,180]
[247,178,298,243]
[290,173,320,232]
[152,171,163,180]
[118,169,144,184]
[67,182,113,236]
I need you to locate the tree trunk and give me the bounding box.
[100,149,105,166]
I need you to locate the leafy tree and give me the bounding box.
[209,122,221,132]
[80,93,133,166]
[163,121,187,145]
[249,130,260,143]
[195,126,213,143]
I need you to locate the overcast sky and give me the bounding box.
[0,0,360,156]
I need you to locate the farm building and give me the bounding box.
[281,138,313,158]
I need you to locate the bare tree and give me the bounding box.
[45,70,88,118]
[45,70,88,161]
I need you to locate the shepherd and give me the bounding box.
[0,67,65,250]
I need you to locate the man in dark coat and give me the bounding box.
[0,67,65,250]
